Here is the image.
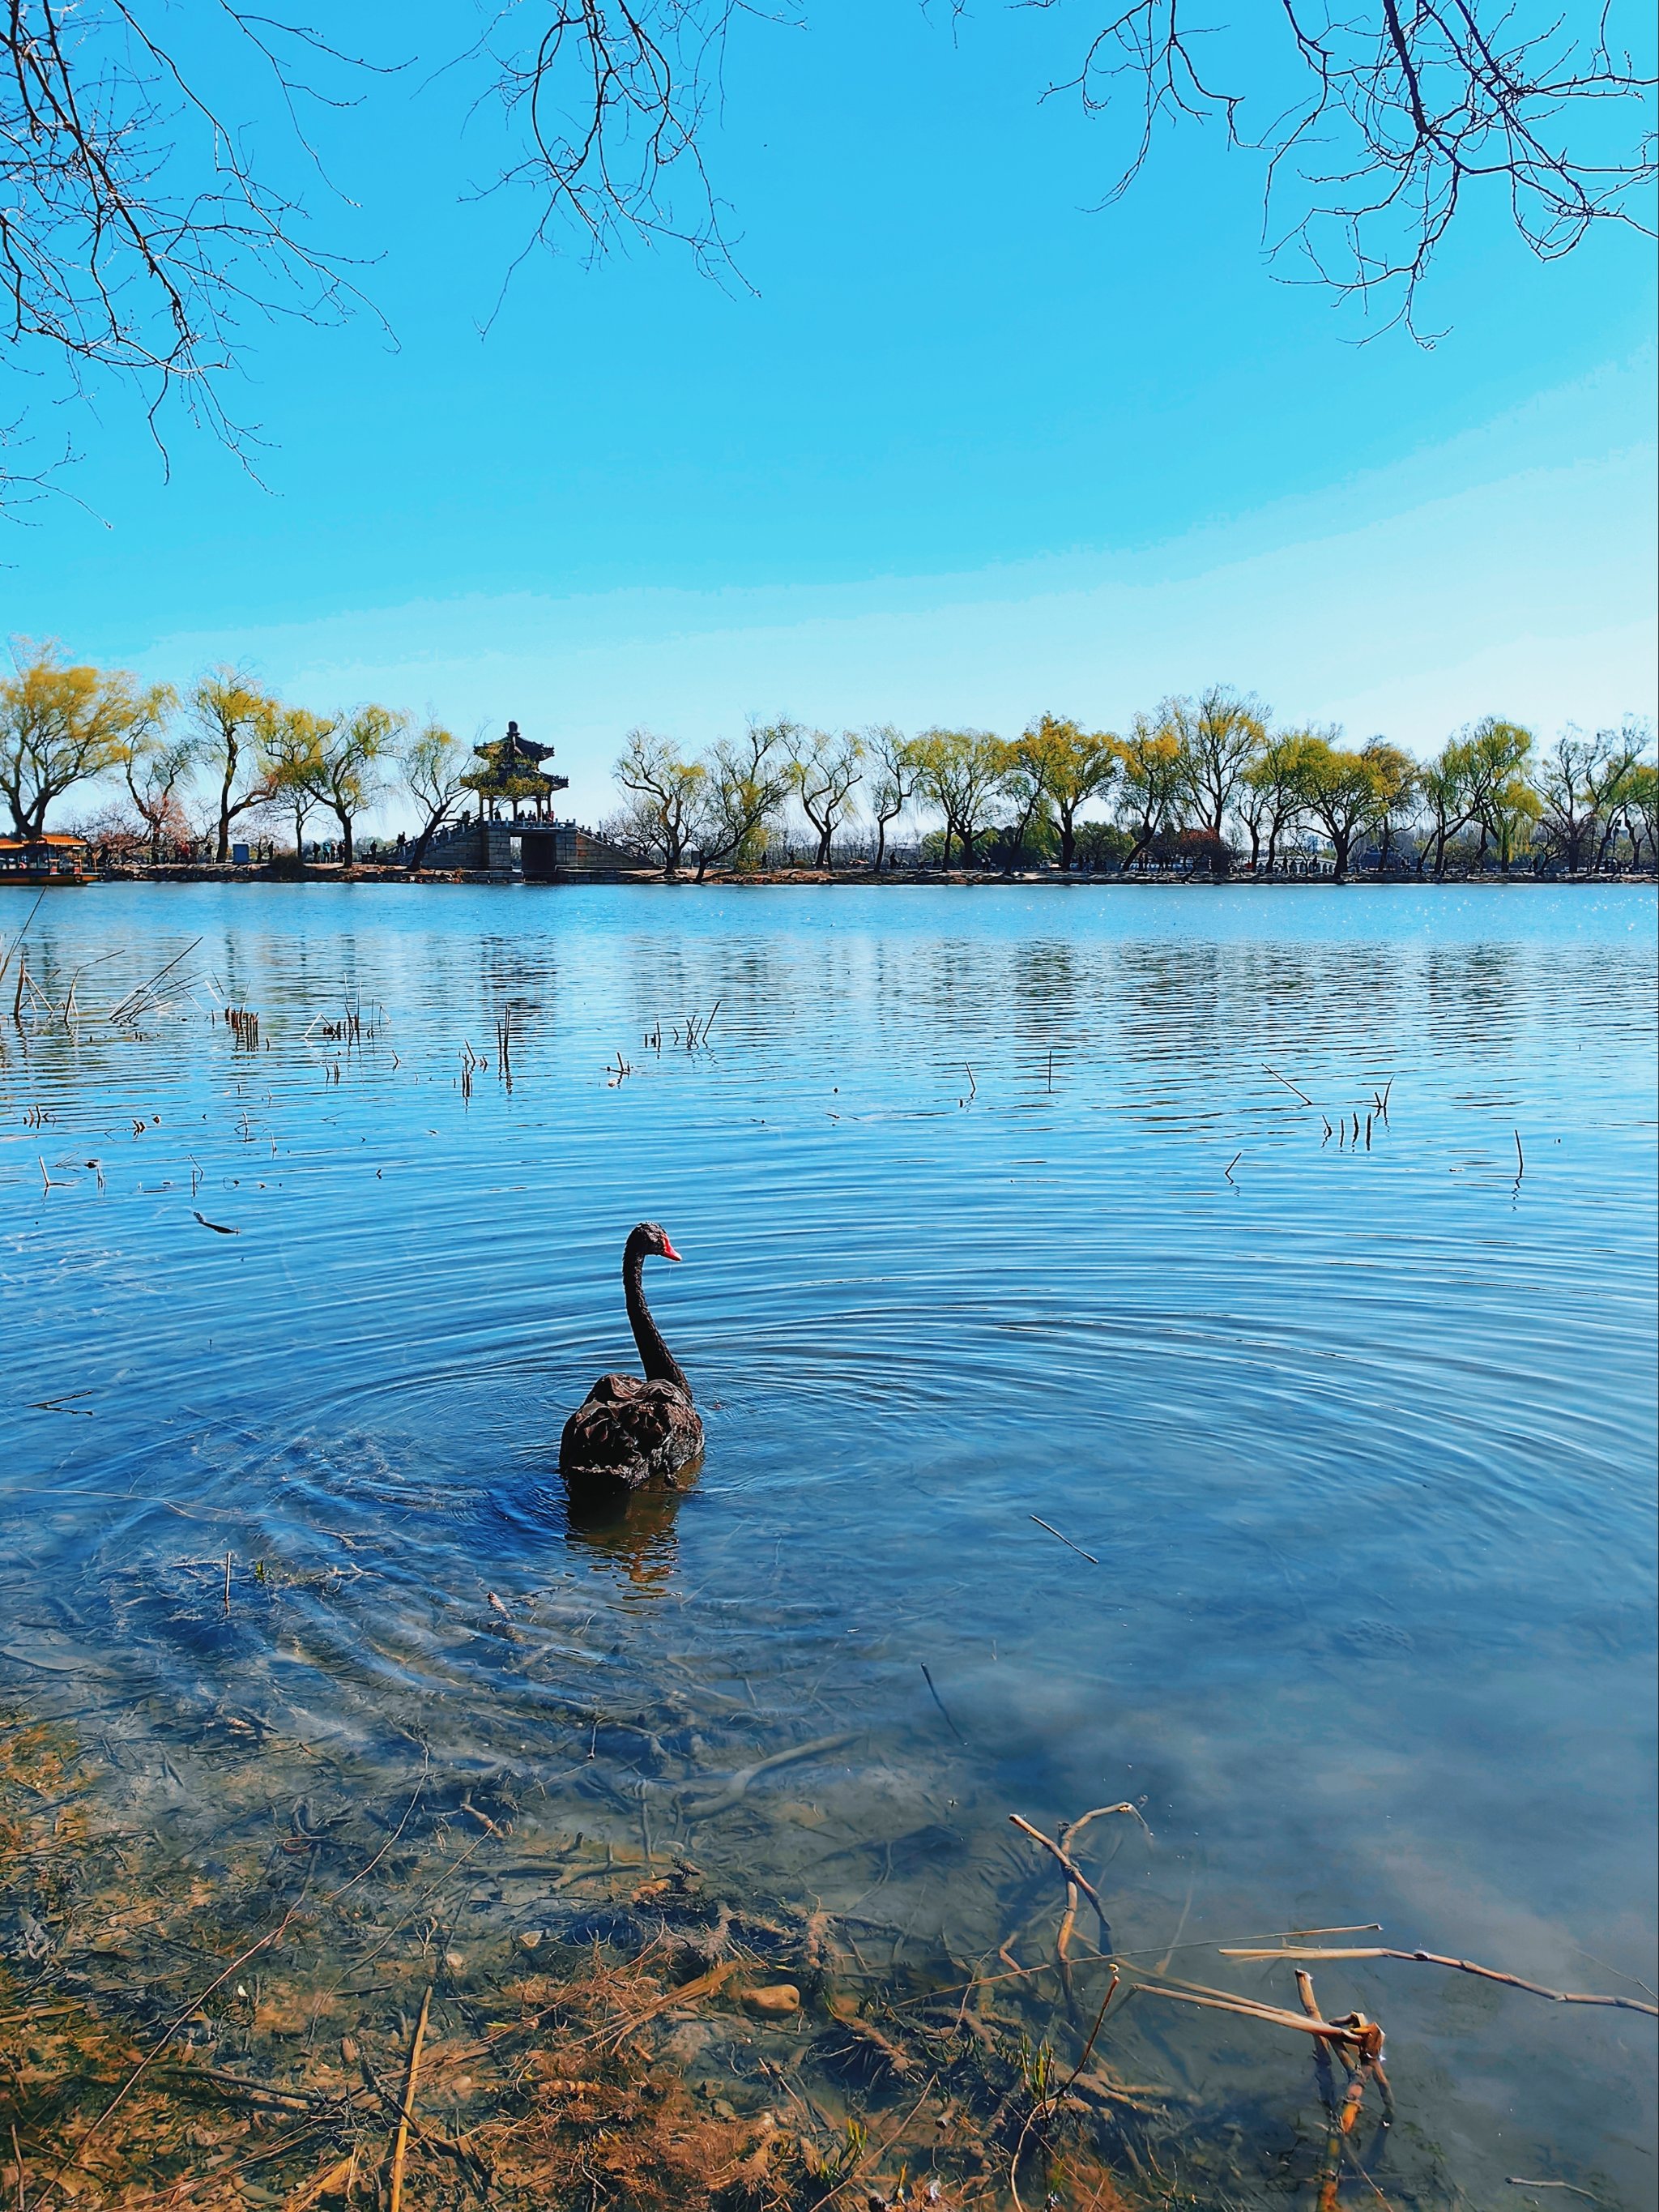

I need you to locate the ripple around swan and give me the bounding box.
[0,882,1654,2206]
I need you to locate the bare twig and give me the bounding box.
[1030,1515,1098,1565]
[1220,1945,1658,2016]
[1009,1814,1110,1943]
[387,1980,433,2212]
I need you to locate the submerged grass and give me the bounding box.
[0,1707,1201,2212]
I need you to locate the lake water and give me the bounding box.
[3,881,1655,2205]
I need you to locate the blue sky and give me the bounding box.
[13,0,1657,820]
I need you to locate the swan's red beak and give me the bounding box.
[660,1236,684,1262]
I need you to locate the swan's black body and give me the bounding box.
[560,1223,704,1489]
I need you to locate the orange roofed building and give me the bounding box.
[0,832,91,885]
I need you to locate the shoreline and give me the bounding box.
[13,865,1657,890]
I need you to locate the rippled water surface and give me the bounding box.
[3,882,1655,2202]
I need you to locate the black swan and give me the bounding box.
[559,1223,705,1488]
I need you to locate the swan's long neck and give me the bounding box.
[625,1241,693,1399]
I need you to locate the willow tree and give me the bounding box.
[1166,687,1268,841]
[1616,760,1659,869]
[788,726,865,868]
[399,721,471,872]
[1239,732,1310,871]
[300,707,401,868]
[1458,717,1536,869]
[1417,739,1482,877]
[192,669,278,864]
[865,726,921,872]
[691,721,794,881]
[0,642,169,837]
[260,707,333,860]
[614,729,706,878]
[1363,740,1420,871]
[1536,728,1614,873]
[114,711,195,864]
[1114,716,1188,871]
[910,729,1009,869]
[1013,714,1120,873]
[1282,731,1384,879]
[1587,728,1654,869]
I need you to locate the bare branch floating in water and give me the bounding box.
[919,1660,966,1743]
[1221,1944,1659,2017]
[1264,1065,1313,1104]
[1030,1514,1098,1565]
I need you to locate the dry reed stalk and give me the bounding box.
[1008,1816,1109,1944]
[0,892,45,990]
[920,1661,966,1743]
[1264,1066,1313,1104]
[1298,1969,1345,2212]
[1219,1945,1657,2016]
[1502,2184,1597,2200]
[108,941,202,1026]
[1029,1516,1098,1565]
[1133,1970,1385,2060]
[386,1980,433,2212]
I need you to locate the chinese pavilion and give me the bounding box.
[461,722,569,822]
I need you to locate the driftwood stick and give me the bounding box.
[1220,1946,1659,2018]
[1264,1065,1313,1104]
[388,1981,433,2212]
[1029,1515,1098,1565]
[1056,1881,1078,2009]
[677,1730,859,1821]
[1136,1983,1384,2059]
[1503,2184,1597,2201]
[1009,1816,1108,1941]
[1298,1971,1344,2212]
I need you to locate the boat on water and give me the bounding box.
[0,833,92,886]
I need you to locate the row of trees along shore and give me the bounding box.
[608,700,1657,879]
[2,644,1653,881]
[0,648,476,871]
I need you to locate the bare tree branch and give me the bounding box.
[1025,0,1655,335]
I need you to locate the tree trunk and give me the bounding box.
[874,818,888,872]
[409,813,440,871]
[336,807,354,868]
[1059,813,1076,873]
[216,742,238,865]
[1331,824,1351,880]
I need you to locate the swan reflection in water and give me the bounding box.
[562,1475,690,1595]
